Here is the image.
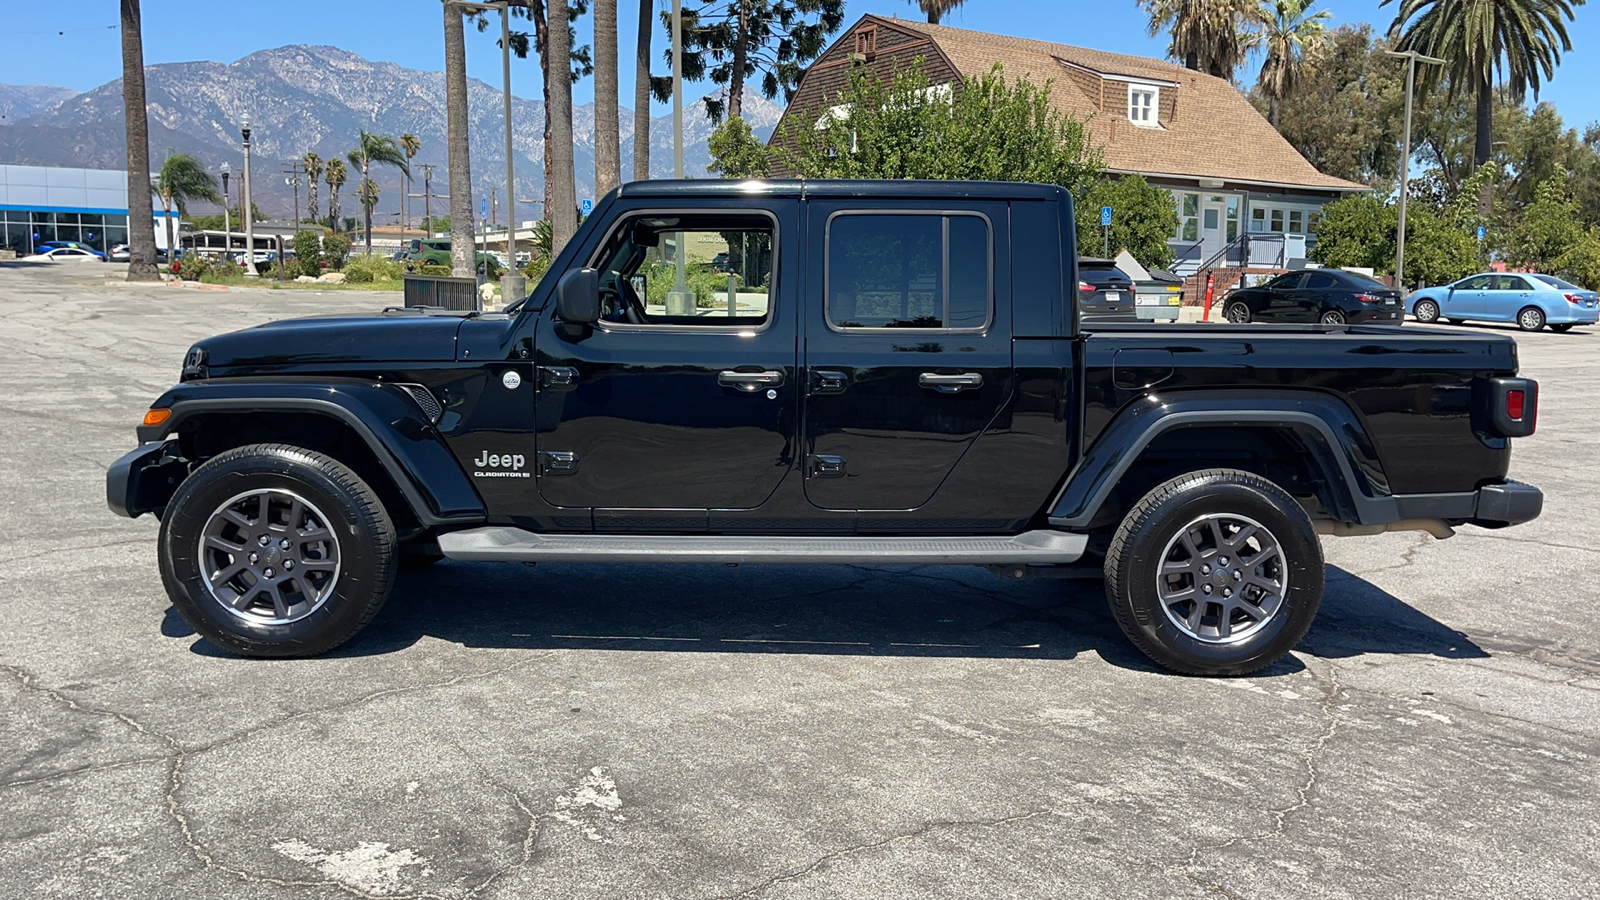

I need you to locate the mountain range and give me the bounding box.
[0,45,784,220]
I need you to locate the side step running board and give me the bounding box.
[437,527,1089,566]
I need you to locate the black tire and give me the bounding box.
[1517,306,1546,331]
[1319,309,1347,325]
[1103,469,1324,676]
[1413,299,1440,323]
[158,444,397,658]
[1550,323,1575,333]
[1224,301,1252,324]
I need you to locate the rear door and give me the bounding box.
[1298,271,1340,321]
[1491,274,1535,322]
[802,202,1012,513]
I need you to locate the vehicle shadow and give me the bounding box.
[169,562,1487,671]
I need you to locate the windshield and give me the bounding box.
[1533,274,1583,290]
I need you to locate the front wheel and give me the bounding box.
[158,444,398,657]
[1319,309,1347,325]
[1103,469,1324,676]
[1518,306,1546,331]
[1224,301,1252,324]
[1413,299,1440,323]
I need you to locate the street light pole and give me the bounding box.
[1384,49,1445,291]
[241,116,258,277]
[220,163,231,259]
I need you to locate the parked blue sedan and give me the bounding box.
[1407,272,1600,332]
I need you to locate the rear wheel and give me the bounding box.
[1413,299,1440,323]
[1518,306,1546,331]
[1224,301,1252,324]
[1550,323,1575,333]
[1103,469,1324,676]
[1319,309,1347,325]
[159,444,397,657]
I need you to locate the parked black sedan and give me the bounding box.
[1078,258,1138,322]
[1220,269,1404,324]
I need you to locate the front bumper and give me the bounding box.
[106,441,190,518]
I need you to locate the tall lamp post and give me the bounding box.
[241,116,259,277]
[219,162,231,258]
[1383,48,1445,291]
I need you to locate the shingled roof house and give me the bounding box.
[773,15,1368,279]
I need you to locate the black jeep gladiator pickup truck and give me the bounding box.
[108,180,1543,675]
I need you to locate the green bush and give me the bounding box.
[175,255,210,281]
[522,255,552,286]
[293,231,323,277]
[419,263,451,276]
[343,255,404,284]
[322,233,351,270]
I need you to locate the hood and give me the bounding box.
[192,313,465,373]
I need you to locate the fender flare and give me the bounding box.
[1048,391,1396,528]
[132,379,486,525]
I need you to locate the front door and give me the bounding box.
[802,202,1013,513]
[534,204,798,527]
[1446,274,1495,318]
[1199,197,1228,263]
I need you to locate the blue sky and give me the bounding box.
[2,0,1596,124]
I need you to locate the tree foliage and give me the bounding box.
[719,62,1176,269]
[1138,0,1257,78]
[1311,163,1490,287]
[1243,0,1332,127]
[661,0,845,123]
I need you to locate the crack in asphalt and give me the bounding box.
[1169,659,1344,897]
[712,810,1052,899]
[3,654,563,899]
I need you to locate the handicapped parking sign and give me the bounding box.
[1477,225,1486,241]
[1101,206,1113,226]
[582,198,593,215]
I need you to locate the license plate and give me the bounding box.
[1105,292,1121,303]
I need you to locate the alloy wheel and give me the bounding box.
[1155,513,1287,644]
[198,489,341,625]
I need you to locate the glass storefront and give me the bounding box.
[1,209,130,254]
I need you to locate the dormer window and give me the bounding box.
[1128,84,1158,126]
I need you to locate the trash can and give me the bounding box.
[1134,281,1183,320]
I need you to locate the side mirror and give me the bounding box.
[556,267,600,324]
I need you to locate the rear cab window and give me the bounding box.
[825,212,992,331]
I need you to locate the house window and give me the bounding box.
[1223,195,1240,241]
[1307,211,1322,234]
[1250,208,1267,233]
[1288,210,1305,234]
[1173,191,1199,242]
[1128,85,1158,126]
[1270,209,1284,232]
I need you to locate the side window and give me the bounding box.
[1497,275,1529,291]
[1461,275,1494,290]
[590,212,775,327]
[826,213,992,331]
[1305,273,1338,290]
[1269,273,1303,290]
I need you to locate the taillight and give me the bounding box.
[1564,293,1583,304]
[1079,281,1094,293]
[1490,377,1538,437]
[1353,293,1377,303]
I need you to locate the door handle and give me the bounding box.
[812,370,848,394]
[918,372,983,393]
[718,369,785,392]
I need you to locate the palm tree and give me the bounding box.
[120,0,160,280]
[1384,0,1580,211]
[357,179,381,245]
[347,130,411,253]
[595,0,621,197]
[1139,0,1258,78]
[1244,0,1332,128]
[632,0,651,181]
[303,152,323,225]
[400,133,421,234]
[444,1,477,278]
[152,151,222,267]
[907,0,968,24]
[548,1,579,252]
[325,158,347,233]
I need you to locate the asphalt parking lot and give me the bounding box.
[2,261,1597,900]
